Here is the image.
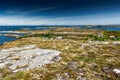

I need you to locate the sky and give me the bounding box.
[0,0,120,25]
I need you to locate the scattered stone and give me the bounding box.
[0,73,2,77]
[64,73,70,79]
[55,36,63,40]
[77,75,87,80]
[56,74,64,80]
[101,67,110,73]
[109,36,117,40]
[32,74,40,80]
[113,68,120,74]
[13,70,21,73]
[113,42,120,45]
[78,69,85,76]
[68,62,79,70]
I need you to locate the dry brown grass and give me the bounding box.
[0,28,120,80]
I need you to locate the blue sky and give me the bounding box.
[0,0,120,25]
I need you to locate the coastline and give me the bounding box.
[0,27,120,79]
[0,26,120,45]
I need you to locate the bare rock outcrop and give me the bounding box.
[0,45,61,72]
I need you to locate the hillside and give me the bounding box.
[0,28,120,80]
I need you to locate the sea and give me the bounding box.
[0,26,120,45]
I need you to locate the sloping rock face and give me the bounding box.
[0,45,61,72]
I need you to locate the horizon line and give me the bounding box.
[0,24,120,26]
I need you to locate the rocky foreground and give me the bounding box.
[0,28,120,80]
[0,45,61,73]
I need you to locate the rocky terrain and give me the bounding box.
[0,28,120,80]
[0,45,61,72]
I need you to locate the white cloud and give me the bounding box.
[6,7,56,15]
[0,17,46,25]
[6,8,22,14]
[22,7,56,15]
[1,12,120,25]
